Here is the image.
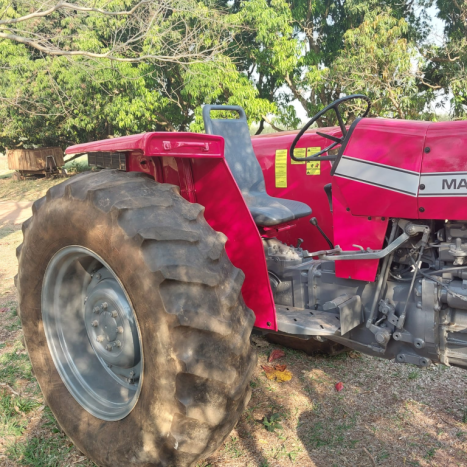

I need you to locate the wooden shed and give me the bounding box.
[7,147,64,176]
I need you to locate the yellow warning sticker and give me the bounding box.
[275,149,288,187]
[291,147,306,164]
[306,147,321,175]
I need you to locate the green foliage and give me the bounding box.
[333,9,435,120]
[263,413,284,432]
[65,160,92,174]
[421,1,467,118]
[0,0,273,149]
[0,0,466,147]
[228,0,436,127]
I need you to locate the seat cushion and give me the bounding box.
[202,104,312,227]
[243,192,312,226]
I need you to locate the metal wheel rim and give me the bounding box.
[41,246,143,421]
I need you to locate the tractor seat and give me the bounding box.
[203,105,312,227]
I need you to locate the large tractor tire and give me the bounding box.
[16,170,256,467]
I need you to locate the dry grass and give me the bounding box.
[0,156,10,174]
[200,340,467,467]
[0,176,64,202]
[0,155,79,202]
[0,180,467,467]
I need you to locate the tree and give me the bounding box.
[421,0,467,118]
[332,9,434,120]
[0,0,274,150]
[1,0,464,151]
[227,0,433,129]
[0,0,225,63]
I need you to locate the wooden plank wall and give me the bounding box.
[7,147,64,171]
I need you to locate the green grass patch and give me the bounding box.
[65,159,91,174]
[408,369,420,380]
[223,436,243,458]
[263,413,284,432]
[0,392,42,445]
[0,342,35,385]
[5,406,97,466]
[6,432,74,466]
[0,395,29,438]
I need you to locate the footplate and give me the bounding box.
[276,305,341,336]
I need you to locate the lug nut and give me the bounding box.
[115,340,122,348]
[92,320,98,327]
[106,344,112,351]
[93,306,100,314]
[101,302,108,310]
[117,326,123,334]
[96,335,104,343]
[111,310,118,318]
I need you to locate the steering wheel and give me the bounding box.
[290,94,371,163]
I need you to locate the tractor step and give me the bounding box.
[275,305,341,336]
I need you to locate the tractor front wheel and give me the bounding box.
[16,170,256,467]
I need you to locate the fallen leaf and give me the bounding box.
[268,349,285,362]
[261,364,274,374]
[335,382,344,392]
[14,406,21,413]
[0,308,8,313]
[348,351,361,359]
[273,369,293,382]
[262,364,292,382]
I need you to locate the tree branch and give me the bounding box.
[255,118,265,135]
[419,78,442,89]
[262,115,284,132]
[0,0,229,65]
[0,0,151,25]
[284,73,309,115]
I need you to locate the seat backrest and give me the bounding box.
[203,105,266,194]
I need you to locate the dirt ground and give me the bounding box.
[1,167,467,467]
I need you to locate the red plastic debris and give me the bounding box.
[268,349,285,362]
[335,382,344,392]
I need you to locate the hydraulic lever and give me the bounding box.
[310,217,334,249]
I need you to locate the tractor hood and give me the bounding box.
[332,117,467,221]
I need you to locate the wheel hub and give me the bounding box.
[42,246,143,421]
[84,271,140,371]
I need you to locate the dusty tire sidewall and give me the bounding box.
[19,196,179,466]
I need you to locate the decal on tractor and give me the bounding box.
[419,172,467,196]
[275,148,288,187]
[306,147,321,174]
[334,156,419,196]
[291,147,306,164]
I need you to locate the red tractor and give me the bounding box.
[16,95,467,466]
